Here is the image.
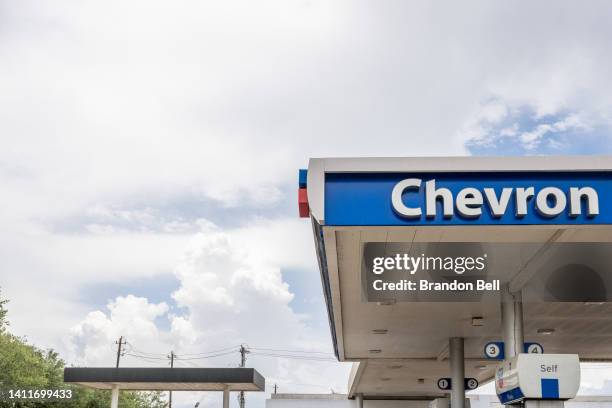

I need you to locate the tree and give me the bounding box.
[0,289,167,408]
[0,289,8,333]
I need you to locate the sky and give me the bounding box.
[1,1,612,407]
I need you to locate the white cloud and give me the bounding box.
[171,221,303,344]
[457,100,511,145]
[462,105,596,151]
[167,218,337,357]
[517,114,592,150]
[69,295,169,366]
[2,2,612,407]
[66,221,351,407]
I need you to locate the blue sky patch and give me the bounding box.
[465,105,612,156]
[76,273,181,331]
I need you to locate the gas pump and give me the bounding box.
[495,354,580,408]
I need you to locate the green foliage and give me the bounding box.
[0,332,52,388]
[64,388,168,408]
[0,289,168,408]
[0,290,8,333]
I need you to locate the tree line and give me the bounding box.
[0,290,168,408]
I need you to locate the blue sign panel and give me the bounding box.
[484,342,505,360]
[498,387,525,404]
[524,342,544,354]
[324,172,612,226]
[541,378,560,399]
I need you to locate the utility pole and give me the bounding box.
[239,345,250,408]
[115,336,126,368]
[168,351,175,408]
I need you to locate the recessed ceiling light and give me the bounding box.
[376,300,396,306]
[475,365,487,370]
[471,317,484,327]
[584,301,605,306]
[537,328,555,335]
[369,349,382,354]
[372,329,388,334]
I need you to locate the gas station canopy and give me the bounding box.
[302,156,612,399]
[64,367,265,391]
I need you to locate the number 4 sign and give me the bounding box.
[524,342,544,354]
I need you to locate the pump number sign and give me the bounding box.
[484,342,504,359]
[436,378,479,391]
[525,342,544,354]
[437,378,450,390]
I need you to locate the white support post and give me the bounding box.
[449,337,465,408]
[223,387,229,408]
[356,393,364,408]
[501,283,524,359]
[111,386,119,408]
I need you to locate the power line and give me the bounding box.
[249,352,336,362]
[122,343,341,397]
[176,351,237,361]
[125,351,168,360]
[127,350,336,362]
[249,347,333,355]
[124,342,241,358]
[124,353,169,362]
[126,348,166,357]
[120,341,339,364]
[179,345,241,356]
[126,350,237,361]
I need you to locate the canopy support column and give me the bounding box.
[223,386,229,408]
[111,386,119,408]
[450,337,465,408]
[501,283,524,359]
